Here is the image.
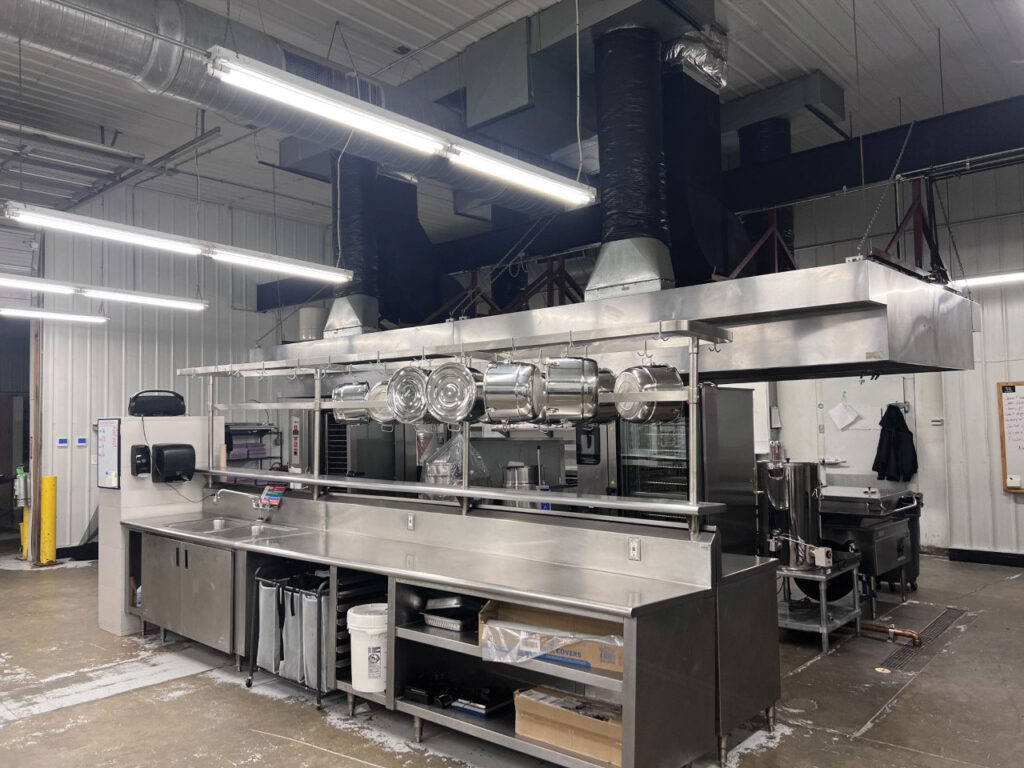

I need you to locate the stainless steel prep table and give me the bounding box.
[123,509,723,768]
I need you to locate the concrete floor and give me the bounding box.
[1,545,1022,768]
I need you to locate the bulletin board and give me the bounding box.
[998,383,1024,493]
[96,418,121,489]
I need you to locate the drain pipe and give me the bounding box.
[861,621,923,647]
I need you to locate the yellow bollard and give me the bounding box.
[40,475,57,565]
[20,507,28,560]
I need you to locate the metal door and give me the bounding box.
[140,534,181,631]
[179,542,234,653]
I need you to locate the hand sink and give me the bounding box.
[166,517,250,534]
[207,522,304,541]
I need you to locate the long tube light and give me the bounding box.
[0,307,108,324]
[1,202,352,285]
[953,272,1024,289]
[3,202,203,256]
[449,146,597,207]
[209,248,350,283]
[0,273,207,311]
[206,46,598,208]
[207,46,446,156]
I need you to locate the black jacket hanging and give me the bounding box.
[872,404,918,482]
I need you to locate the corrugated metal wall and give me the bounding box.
[38,186,329,546]
[792,164,1024,554]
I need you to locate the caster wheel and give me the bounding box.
[245,679,253,689]
[911,582,918,591]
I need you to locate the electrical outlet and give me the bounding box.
[628,537,642,562]
[406,512,416,531]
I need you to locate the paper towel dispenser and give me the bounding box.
[151,444,196,483]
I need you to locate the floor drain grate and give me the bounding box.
[880,607,966,670]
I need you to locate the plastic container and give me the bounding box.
[347,603,389,693]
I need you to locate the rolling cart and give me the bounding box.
[246,566,331,709]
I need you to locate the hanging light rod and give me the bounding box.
[0,273,208,311]
[1,201,352,285]
[0,306,108,324]
[206,47,598,208]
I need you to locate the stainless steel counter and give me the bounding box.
[123,513,710,617]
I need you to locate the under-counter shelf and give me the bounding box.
[396,623,624,693]
[396,698,618,768]
[333,678,388,707]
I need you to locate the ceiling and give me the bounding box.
[0,0,1021,227]
[720,0,1024,151]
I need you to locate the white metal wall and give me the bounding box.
[790,164,1024,554]
[38,186,329,547]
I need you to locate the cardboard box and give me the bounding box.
[478,601,624,674]
[515,686,623,767]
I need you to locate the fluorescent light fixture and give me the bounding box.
[0,274,75,295]
[80,288,207,312]
[449,146,598,207]
[0,272,207,311]
[207,47,446,156]
[0,307,107,324]
[3,202,203,256]
[952,272,1024,289]
[206,46,599,209]
[209,247,351,284]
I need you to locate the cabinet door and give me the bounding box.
[179,542,234,653]
[140,534,181,631]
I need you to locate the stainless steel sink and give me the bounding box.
[166,517,250,534]
[207,522,304,542]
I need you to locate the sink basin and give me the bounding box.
[207,522,304,541]
[166,517,250,534]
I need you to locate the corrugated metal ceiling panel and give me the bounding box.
[719,0,1024,151]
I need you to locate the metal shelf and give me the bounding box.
[396,623,624,693]
[396,698,619,768]
[179,318,731,378]
[196,466,721,520]
[777,603,861,634]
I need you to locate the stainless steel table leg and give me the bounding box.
[819,579,829,653]
[347,692,355,717]
[160,626,166,644]
[719,735,728,766]
[413,715,423,744]
[766,704,776,734]
[900,566,908,602]
[854,566,862,636]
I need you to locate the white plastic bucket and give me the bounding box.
[348,603,389,693]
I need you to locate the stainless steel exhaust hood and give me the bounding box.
[251,260,974,383]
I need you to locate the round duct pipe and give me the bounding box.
[0,0,559,216]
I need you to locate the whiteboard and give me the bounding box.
[998,383,1024,493]
[96,418,121,489]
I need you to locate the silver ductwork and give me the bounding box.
[0,0,559,216]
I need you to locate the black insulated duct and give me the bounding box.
[585,27,674,301]
[737,116,794,274]
[324,155,380,336]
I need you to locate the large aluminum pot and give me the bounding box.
[332,382,369,423]
[614,365,684,423]
[427,363,484,424]
[365,380,395,425]
[387,367,434,424]
[543,357,599,423]
[483,363,545,422]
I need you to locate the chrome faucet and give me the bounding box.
[214,488,272,520]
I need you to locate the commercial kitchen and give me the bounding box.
[1,1,1023,767]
